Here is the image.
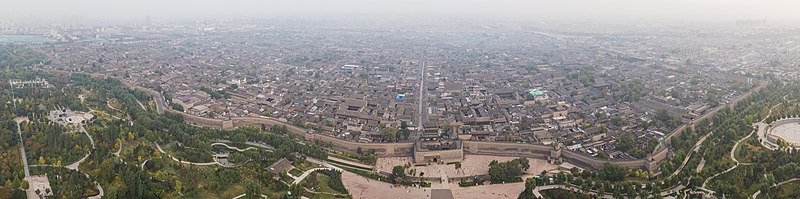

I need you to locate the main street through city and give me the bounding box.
[418,61,425,133]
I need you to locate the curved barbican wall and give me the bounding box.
[768,118,800,146]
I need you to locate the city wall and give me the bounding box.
[305,133,415,156]
[178,111,663,170]
[463,141,657,170]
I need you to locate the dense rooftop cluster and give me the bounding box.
[15,19,799,161]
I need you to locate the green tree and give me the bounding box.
[232,133,247,143]
[518,178,536,199]
[245,182,261,199]
[170,102,184,111]
[20,180,28,189]
[383,127,397,142]
[392,166,406,178]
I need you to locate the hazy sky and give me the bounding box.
[4,0,800,22]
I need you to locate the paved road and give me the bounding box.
[417,61,425,136]
[14,118,35,199]
[670,131,713,177]
[14,118,30,177]
[121,81,166,114]
[154,91,166,114]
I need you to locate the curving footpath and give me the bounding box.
[752,178,799,198]
[701,99,783,194]
[231,193,270,199]
[155,142,254,168]
[701,128,755,192]
[670,131,713,178]
[292,167,342,185]
[210,142,258,152]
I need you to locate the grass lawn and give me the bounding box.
[622,176,653,184]
[304,172,351,199]
[290,168,303,176]
[314,173,338,193]
[213,184,245,199]
[280,172,295,183]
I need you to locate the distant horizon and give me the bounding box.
[3,15,800,29]
[2,0,800,25]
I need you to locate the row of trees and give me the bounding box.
[0,113,26,198]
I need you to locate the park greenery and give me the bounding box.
[0,111,26,198]
[0,46,341,199]
[4,43,800,199]
[518,80,800,199]
[21,122,91,166]
[304,169,349,197]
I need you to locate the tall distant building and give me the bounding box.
[736,19,766,26]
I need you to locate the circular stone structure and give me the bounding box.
[768,118,800,146]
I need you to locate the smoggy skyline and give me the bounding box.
[3,0,800,23]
